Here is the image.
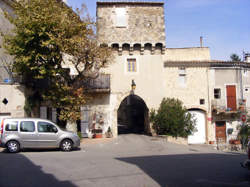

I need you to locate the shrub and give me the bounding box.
[238,124,250,149]
[77,131,82,139]
[150,98,196,138]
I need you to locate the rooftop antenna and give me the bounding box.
[200,36,203,48]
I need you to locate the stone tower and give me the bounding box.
[97,1,166,54]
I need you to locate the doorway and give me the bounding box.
[187,110,206,144]
[117,95,148,134]
[215,121,226,143]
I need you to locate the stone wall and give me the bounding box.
[97,2,165,46]
[164,48,211,62]
[0,84,25,117]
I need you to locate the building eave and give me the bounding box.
[164,61,250,68]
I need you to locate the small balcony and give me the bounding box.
[212,99,244,114]
[83,74,110,93]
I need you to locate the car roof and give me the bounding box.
[3,118,54,123]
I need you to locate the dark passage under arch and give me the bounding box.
[117,95,148,134]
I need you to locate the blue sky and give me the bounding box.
[66,0,250,61]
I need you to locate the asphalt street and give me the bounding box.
[0,134,249,187]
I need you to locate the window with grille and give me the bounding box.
[127,59,137,72]
[214,88,221,99]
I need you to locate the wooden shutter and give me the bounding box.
[226,85,236,110]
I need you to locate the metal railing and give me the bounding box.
[83,74,110,91]
[212,99,243,112]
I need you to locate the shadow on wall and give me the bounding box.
[0,151,76,187]
[116,153,250,187]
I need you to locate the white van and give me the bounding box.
[0,118,80,153]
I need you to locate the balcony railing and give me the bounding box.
[83,74,110,92]
[212,99,245,114]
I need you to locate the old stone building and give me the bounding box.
[211,56,250,146]
[76,0,215,143]
[1,0,249,145]
[0,0,26,120]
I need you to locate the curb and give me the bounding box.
[80,138,114,145]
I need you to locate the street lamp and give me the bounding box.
[131,79,136,91]
[130,80,136,95]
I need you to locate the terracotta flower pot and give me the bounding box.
[229,140,234,144]
[233,140,241,145]
[209,141,215,144]
[94,133,102,138]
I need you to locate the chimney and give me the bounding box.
[200,36,203,48]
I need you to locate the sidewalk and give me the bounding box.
[80,137,114,145]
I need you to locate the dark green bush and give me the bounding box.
[238,124,250,149]
[150,98,196,138]
[77,131,82,139]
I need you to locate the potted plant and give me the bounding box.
[105,127,113,138]
[93,128,103,138]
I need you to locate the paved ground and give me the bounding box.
[0,134,249,187]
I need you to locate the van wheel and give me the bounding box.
[60,139,73,152]
[7,140,20,153]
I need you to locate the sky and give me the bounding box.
[66,0,250,61]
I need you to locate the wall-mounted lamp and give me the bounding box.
[131,79,136,91]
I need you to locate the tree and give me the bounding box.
[230,53,241,61]
[150,98,196,138]
[2,0,112,131]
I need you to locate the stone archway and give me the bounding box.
[117,94,149,134]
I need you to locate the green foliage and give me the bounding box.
[238,125,250,148]
[230,53,241,61]
[24,92,41,117]
[2,0,112,122]
[77,131,82,139]
[150,98,196,138]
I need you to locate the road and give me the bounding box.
[0,134,249,187]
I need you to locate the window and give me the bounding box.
[178,67,186,87]
[243,69,248,77]
[20,121,35,132]
[38,122,57,133]
[245,86,250,93]
[214,88,221,99]
[200,99,205,105]
[127,59,137,72]
[5,121,18,131]
[116,8,127,27]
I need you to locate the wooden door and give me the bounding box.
[216,121,226,143]
[226,85,236,110]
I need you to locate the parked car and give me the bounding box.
[241,139,250,170]
[0,118,80,153]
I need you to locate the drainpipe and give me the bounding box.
[206,67,211,143]
[239,60,243,101]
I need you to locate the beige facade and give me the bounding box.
[211,64,250,144]
[0,84,25,117]
[164,48,211,62]
[91,1,215,142]
[0,0,26,118]
[2,0,248,145]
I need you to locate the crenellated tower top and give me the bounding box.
[96,0,166,54]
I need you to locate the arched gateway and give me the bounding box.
[117,95,149,134]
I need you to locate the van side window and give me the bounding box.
[38,122,57,133]
[5,121,18,131]
[20,121,35,132]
